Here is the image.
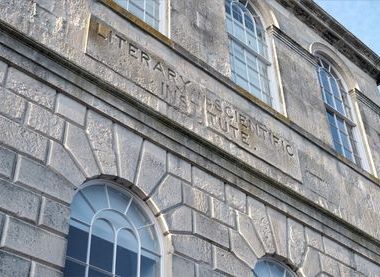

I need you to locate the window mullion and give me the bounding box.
[85,223,93,277]
[112,228,118,276]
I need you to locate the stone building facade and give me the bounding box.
[0,0,380,276]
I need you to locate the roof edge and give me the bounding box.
[275,0,380,85]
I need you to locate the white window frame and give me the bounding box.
[113,0,169,36]
[317,56,371,171]
[225,0,282,112]
[64,180,165,277]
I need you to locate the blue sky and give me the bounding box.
[314,0,380,55]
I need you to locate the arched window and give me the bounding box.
[64,182,162,277]
[225,0,272,106]
[253,259,295,277]
[114,0,165,32]
[317,57,362,166]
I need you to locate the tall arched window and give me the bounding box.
[64,182,162,277]
[253,259,295,277]
[225,0,272,106]
[317,57,362,166]
[114,0,165,32]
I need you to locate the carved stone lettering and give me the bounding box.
[86,16,301,180]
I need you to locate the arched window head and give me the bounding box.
[225,0,272,106]
[114,0,165,33]
[253,259,295,277]
[317,57,362,166]
[64,182,162,277]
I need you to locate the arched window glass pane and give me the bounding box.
[64,183,162,277]
[108,187,131,213]
[114,0,161,30]
[90,219,114,273]
[70,192,94,224]
[66,221,89,263]
[317,57,362,167]
[116,229,138,277]
[225,0,272,106]
[127,200,151,228]
[253,259,295,277]
[141,250,158,277]
[82,184,108,211]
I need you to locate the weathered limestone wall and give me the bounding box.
[0,0,380,276]
[1,60,380,276]
[170,0,231,76]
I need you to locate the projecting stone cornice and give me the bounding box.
[275,0,380,85]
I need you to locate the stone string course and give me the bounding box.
[0,63,379,276]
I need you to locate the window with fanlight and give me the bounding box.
[225,0,273,106]
[317,57,362,166]
[64,181,162,277]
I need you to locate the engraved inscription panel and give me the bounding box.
[85,16,301,180]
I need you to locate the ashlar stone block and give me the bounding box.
[114,124,143,183]
[355,254,380,277]
[183,184,210,214]
[0,89,26,122]
[192,167,224,200]
[86,110,117,175]
[65,122,100,178]
[163,205,192,233]
[237,212,265,258]
[0,146,16,179]
[0,60,7,83]
[172,255,196,277]
[266,206,288,258]
[31,262,63,277]
[230,229,257,267]
[319,253,340,276]
[197,265,224,277]
[299,247,321,277]
[1,216,66,267]
[0,115,48,161]
[225,184,246,212]
[55,93,86,126]
[194,212,229,248]
[339,263,357,277]
[38,197,70,234]
[15,156,76,203]
[213,247,251,277]
[305,227,324,252]
[288,218,306,268]
[168,153,191,182]
[0,179,40,222]
[6,67,56,110]
[136,140,166,197]
[150,175,182,214]
[247,197,275,254]
[47,141,86,187]
[172,234,212,264]
[323,237,354,267]
[0,250,30,277]
[212,198,236,228]
[27,103,64,141]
